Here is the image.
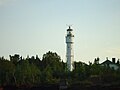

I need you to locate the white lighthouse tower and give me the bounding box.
[66,26,74,71]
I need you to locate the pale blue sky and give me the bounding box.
[0,0,120,63]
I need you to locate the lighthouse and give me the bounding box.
[66,26,74,71]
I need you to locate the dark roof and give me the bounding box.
[101,60,113,65]
[101,60,120,67]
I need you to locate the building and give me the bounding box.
[66,26,74,71]
[101,57,120,70]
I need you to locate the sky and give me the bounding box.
[0,0,120,63]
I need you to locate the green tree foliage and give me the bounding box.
[0,57,15,86]
[41,66,53,83]
[0,53,120,87]
[0,51,66,86]
[9,54,21,65]
[15,59,41,86]
[42,51,65,79]
[27,55,42,69]
[72,61,90,81]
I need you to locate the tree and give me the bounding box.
[72,61,89,81]
[42,66,53,83]
[28,55,42,70]
[15,59,41,86]
[42,51,64,82]
[10,54,20,65]
[0,58,15,86]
